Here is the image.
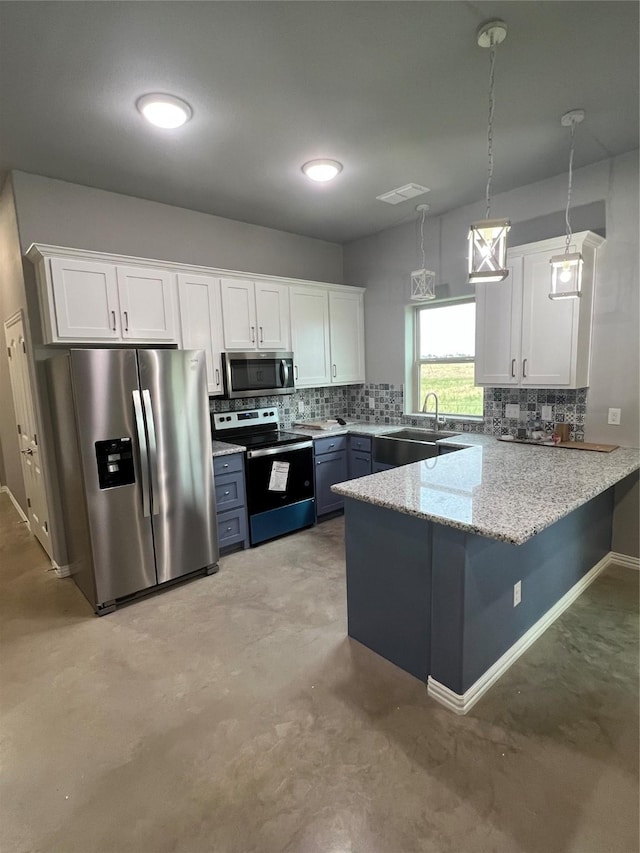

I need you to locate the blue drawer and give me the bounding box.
[349,435,372,454]
[214,452,243,477]
[217,507,248,549]
[215,471,245,512]
[315,434,347,456]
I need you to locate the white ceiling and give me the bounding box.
[0,1,638,244]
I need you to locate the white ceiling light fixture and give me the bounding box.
[137,93,193,129]
[549,109,586,300]
[468,20,511,285]
[302,159,343,183]
[411,204,436,301]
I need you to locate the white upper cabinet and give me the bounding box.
[290,286,331,387]
[475,231,604,388]
[116,265,176,341]
[33,249,178,344]
[290,286,365,388]
[329,290,365,383]
[49,257,121,340]
[220,278,290,350]
[177,272,224,395]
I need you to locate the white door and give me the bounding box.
[474,260,523,385]
[116,265,177,341]
[290,286,331,387]
[177,272,225,395]
[4,313,51,555]
[50,257,120,340]
[255,281,290,350]
[521,250,577,386]
[328,291,365,383]
[220,278,257,349]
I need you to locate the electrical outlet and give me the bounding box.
[297,400,305,416]
[368,396,375,410]
[608,408,621,425]
[513,580,522,607]
[505,404,519,419]
[541,405,553,421]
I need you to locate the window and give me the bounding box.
[415,299,483,418]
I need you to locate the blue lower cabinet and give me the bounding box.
[214,452,249,552]
[315,448,348,516]
[349,451,372,479]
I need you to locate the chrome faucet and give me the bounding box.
[422,392,439,430]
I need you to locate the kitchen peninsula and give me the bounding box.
[332,435,639,714]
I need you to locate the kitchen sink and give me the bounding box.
[380,428,461,442]
[373,428,461,467]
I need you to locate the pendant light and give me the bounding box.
[411,204,436,300]
[549,109,585,299]
[468,20,511,284]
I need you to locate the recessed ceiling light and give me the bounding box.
[137,94,192,129]
[302,159,343,182]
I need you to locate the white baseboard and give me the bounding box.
[427,550,632,715]
[1,486,30,527]
[52,561,71,579]
[608,551,640,570]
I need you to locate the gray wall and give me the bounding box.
[344,151,639,557]
[11,171,344,284]
[0,176,28,509]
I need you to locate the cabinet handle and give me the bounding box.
[250,326,255,343]
[223,491,230,496]
[222,463,229,468]
[522,358,527,378]
[511,358,516,378]
[259,326,264,343]
[215,368,220,387]
[329,443,335,448]
[227,527,232,532]
[111,310,116,331]
[294,365,298,381]
[332,364,337,378]
[123,311,129,332]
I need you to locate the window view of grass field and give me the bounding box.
[416,301,484,417]
[419,363,484,417]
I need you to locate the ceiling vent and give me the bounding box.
[376,183,430,205]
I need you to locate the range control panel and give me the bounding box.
[213,407,279,432]
[95,438,135,489]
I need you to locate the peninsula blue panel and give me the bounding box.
[344,498,432,680]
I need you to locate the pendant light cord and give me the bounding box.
[564,120,576,255]
[485,42,497,219]
[420,205,426,269]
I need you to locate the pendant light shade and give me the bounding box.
[468,218,511,283]
[468,20,511,285]
[411,204,436,300]
[549,109,585,300]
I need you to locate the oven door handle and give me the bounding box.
[247,441,312,459]
[280,359,290,388]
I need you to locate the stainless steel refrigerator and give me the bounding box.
[47,348,219,614]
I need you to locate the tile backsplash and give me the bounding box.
[210,383,587,440]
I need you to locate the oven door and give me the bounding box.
[245,443,315,544]
[223,352,295,398]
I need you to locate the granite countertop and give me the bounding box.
[212,439,246,457]
[289,421,406,439]
[332,435,640,545]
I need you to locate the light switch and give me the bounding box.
[541,405,553,421]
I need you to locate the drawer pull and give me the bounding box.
[223,463,229,468]
[223,491,230,496]
[227,526,232,532]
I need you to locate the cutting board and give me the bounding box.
[294,419,349,431]
[557,441,618,452]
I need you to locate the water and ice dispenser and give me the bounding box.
[95,438,135,489]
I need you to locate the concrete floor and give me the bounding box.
[1,492,638,853]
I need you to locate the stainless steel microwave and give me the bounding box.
[221,351,295,399]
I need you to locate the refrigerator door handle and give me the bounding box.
[132,390,151,518]
[142,389,161,516]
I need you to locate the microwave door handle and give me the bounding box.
[280,359,290,388]
[142,390,161,516]
[132,390,151,518]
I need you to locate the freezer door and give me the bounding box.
[69,349,157,603]
[138,349,218,582]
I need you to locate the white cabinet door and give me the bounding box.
[50,257,120,340]
[177,273,224,395]
[255,281,290,350]
[220,278,257,349]
[290,286,331,387]
[520,250,578,386]
[116,265,176,341]
[329,290,365,383]
[474,260,522,385]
